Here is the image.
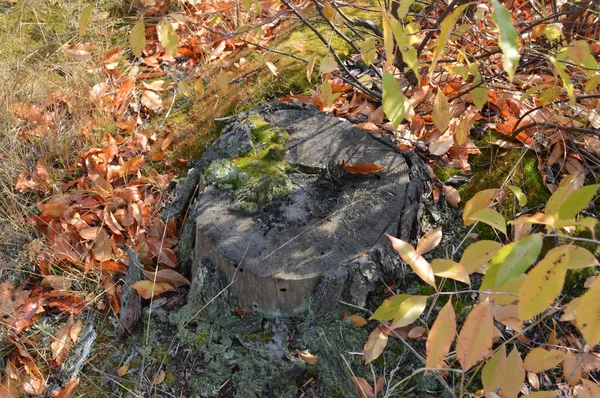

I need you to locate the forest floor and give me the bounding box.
[1,0,599,397]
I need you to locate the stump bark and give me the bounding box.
[192,104,426,316]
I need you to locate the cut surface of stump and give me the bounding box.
[194,105,417,316]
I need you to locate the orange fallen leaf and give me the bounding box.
[340,162,383,175]
[153,370,165,385]
[130,280,175,299]
[142,268,190,287]
[299,351,318,365]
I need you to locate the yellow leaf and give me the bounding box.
[430,3,473,72]
[363,328,388,364]
[415,226,443,255]
[157,18,178,57]
[574,276,600,347]
[482,345,506,394]
[566,245,600,269]
[463,189,499,226]
[216,70,229,92]
[499,348,525,398]
[386,234,436,288]
[456,298,494,370]
[518,246,569,320]
[430,259,470,285]
[454,117,469,146]
[380,7,394,65]
[129,19,146,58]
[523,348,565,373]
[319,55,337,75]
[130,280,175,299]
[468,208,507,235]
[390,295,428,328]
[360,38,376,67]
[433,90,451,132]
[509,212,555,227]
[460,240,503,274]
[426,299,456,369]
[193,79,205,97]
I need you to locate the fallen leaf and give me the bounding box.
[130,280,175,299]
[341,162,383,175]
[299,351,318,365]
[363,327,388,364]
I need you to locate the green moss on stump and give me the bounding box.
[203,115,293,214]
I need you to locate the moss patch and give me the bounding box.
[204,114,294,214]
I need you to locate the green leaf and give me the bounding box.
[550,54,575,104]
[320,78,342,106]
[468,208,507,235]
[482,345,506,393]
[389,16,420,83]
[471,70,488,110]
[370,294,428,328]
[390,295,428,328]
[507,185,527,207]
[157,18,179,57]
[382,72,414,129]
[460,240,503,274]
[492,0,520,82]
[433,90,450,132]
[430,3,473,72]
[585,75,600,93]
[79,1,96,37]
[518,246,569,320]
[543,23,562,41]
[360,38,376,67]
[544,174,579,217]
[130,19,146,58]
[519,84,551,104]
[481,233,543,289]
[371,294,411,321]
[557,184,600,220]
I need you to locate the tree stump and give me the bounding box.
[193,104,425,316]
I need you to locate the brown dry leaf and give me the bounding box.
[92,228,111,262]
[141,89,163,110]
[441,184,461,207]
[299,351,318,365]
[130,280,175,299]
[408,326,426,339]
[499,348,525,398]
[415,226,443,255]
[429,134,454,156]
[79,226,101,240]
[41,275,71,291]
[351,377,375,398]
[51,316,76,367]
[363,327,388,364]
[456,298,494,371]
[142,268,190,287]
[55,378,79,398]
[527,371,540,390]
[153,370,165,385]
[160,133,174,151]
